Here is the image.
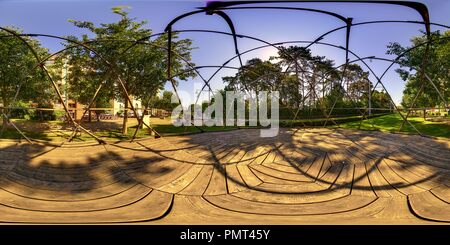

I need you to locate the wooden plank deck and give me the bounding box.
[0,128,448,224]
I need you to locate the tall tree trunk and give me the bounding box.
[302,76,305,109]
[295,63,300,108]
[312,68,316,109]
[423,109,426,121]
[256,89,259,126]
[1,115,8,136]
[0,99,9,135]
[322,78,325,101]
[122,97,128,135]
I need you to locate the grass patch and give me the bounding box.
[0,120,243,142]
[278,113,389,127]
[2,113,448,141]
[338,114,450,138]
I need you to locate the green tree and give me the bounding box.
[223,58,284,94]
[345,64,371,105]
[275,46,338,109]
[223,46,375,118]
[149,91,179,112]
[0,27,51,134]
[387,30,450,118]
[64,6,195,134]
[276,46,312,108]
[371,90,391,111]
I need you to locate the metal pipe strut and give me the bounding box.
[1,0,446,143]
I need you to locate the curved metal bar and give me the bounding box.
[164,9,245,108]
[164,10,205,81]
[1,1,446,141]
[165,29,354,112]
[206,6,351,80]
[156,10,215,135]
[38,36,202,140]
[334,38,450,134]
[168,19,448,106]
[350,56,448,110]
[0,31,171,143]
[0,32,214,140]
[7,21,439,132]
[0,33,115,144]
[345,18,353,63]
[0,27,108,143]
[203,1,433,86]
[155,40,206,135]
[213,6,354,106]
[43,28,448,138]
[377,36,450,95]
[206,6,348,22]
[179,31,445,134]
[164,3,354,106]
[164,4,353,105]
[352,20,449,29]
[204,0,431,35]
[123,38,210,137]
[164,10,205,33]
[305,37,449,132]
[201,0,434,133]
[211,10,244,68]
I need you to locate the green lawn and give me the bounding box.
[1,114,449,142]
[0,120,242,142]
[337,113,450,138]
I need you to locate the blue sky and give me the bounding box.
[0,0,449,105]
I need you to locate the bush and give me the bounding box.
[54,110,66,120]
[279,107,362,120]
[30,102,56,121]
[95,99,113,114]
[9,101,35,119]
[279,113,390,127]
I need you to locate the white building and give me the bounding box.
[111,97,142,117]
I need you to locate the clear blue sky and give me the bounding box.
[1,0,449,105]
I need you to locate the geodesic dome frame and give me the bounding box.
[0,0,449,144]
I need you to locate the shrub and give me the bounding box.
[30,102,56,121]
[9,101,35,119]
[54,110,66,120]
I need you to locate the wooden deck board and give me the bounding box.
[0,128,448,224]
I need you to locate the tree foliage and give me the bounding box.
[387,30,450,108]
[148,91,179,112]
[222,45,390,117]
[0,27,51,132]
[62,6,196,133]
